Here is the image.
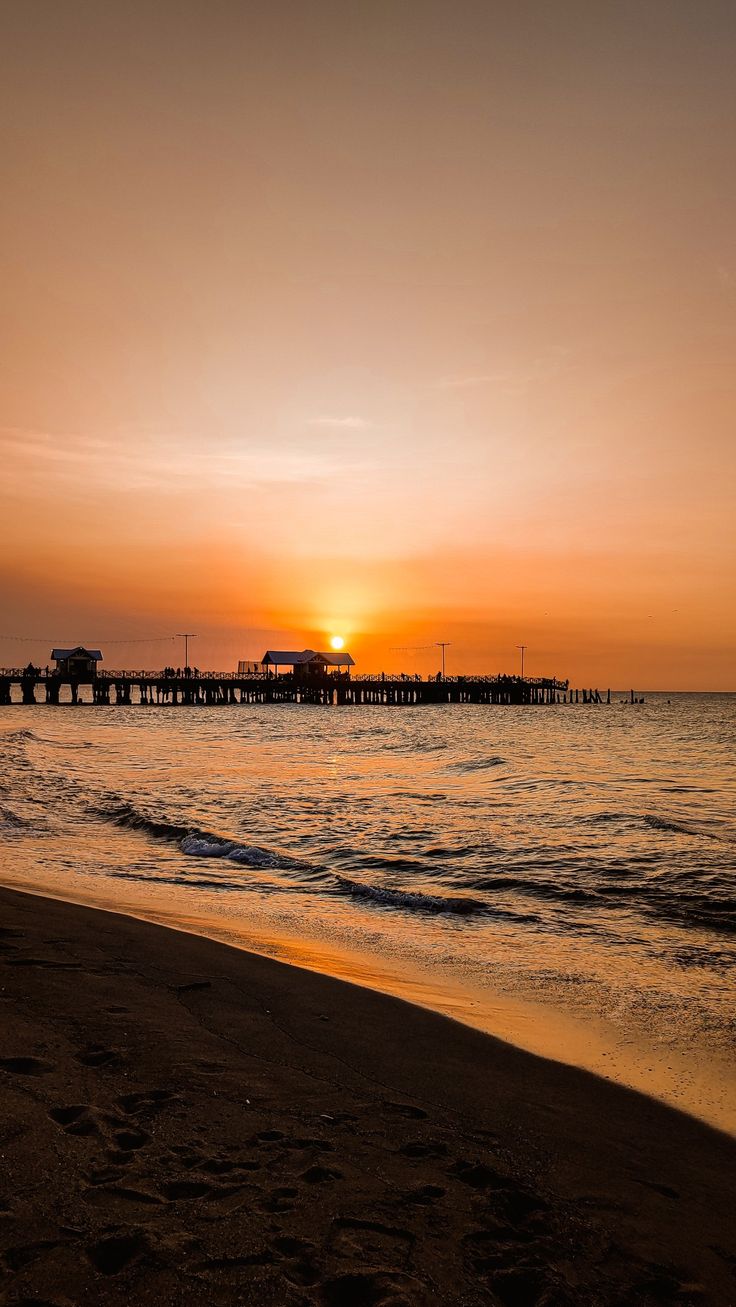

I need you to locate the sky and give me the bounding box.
[1,0,734,687]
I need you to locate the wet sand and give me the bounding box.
[0,886,734,1306]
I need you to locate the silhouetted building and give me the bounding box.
[51,647,103,678]
[260,649,354,677]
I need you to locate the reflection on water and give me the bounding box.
[0,695,734,1133]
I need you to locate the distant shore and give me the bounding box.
[0,886,734,1305]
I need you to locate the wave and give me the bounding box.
[422,843,481,859]
[94,799,302,872]
[0,728,90,749]
[643,814,705,838]
[585,811,727,842]
[470,868,736,933]
[643,813,731,842]
[447,756,505,773]
[95,801,190,843]
[0,805,31,829]
[334,875,484,916]
[110,869,273,892]
[1,728,41,744]
[89,799,735,932]
[181,833,287,868]
[348,854,434,874]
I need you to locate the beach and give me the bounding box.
[2,703,734,1136]
[1,885,734,1306]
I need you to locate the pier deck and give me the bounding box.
[0,669,606,707]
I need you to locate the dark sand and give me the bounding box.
[0,888,734,1306]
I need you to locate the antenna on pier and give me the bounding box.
[435,641,451,677]
[176,632,197,670]
[516,644,527,679]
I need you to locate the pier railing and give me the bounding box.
[1,666,593,706]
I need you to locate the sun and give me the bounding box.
[329,635,345,651]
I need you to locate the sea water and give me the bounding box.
[1,695,734,1132]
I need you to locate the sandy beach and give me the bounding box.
[0,886,733,1306]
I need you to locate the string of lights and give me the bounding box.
[0,634,177,645]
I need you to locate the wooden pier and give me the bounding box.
[0,668,608,708]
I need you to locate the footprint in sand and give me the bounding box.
[272,1235,321,1287]
[75,1046,120,1068]
[159,1179,213,1201]
[116,1088,178,1116]
[329,1216,416,1267]
[449,1160,507,1191]
[382,1101,428,1120]
[320,1270,428,1307]
[283,1136,335,1153]
[4,1239,65,1272]
[398,1140,448,1158]
[0,1056,55,1076]
[301,1164,343,1183]
[86,1230,149,1276]
[176,979,212,994]
[48,1103,151,1157]
[262,1185,299,1213]
[113,1127,150,1151]
[49,1104,94,1133]
[402,1184,446,1206]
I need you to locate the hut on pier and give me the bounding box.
[260,649,354,678]
[51,646,103,678]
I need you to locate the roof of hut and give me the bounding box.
[51,646,103,661]
[261,648,354,667]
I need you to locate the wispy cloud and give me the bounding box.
[0,427,374,497]
[306,415,372,430]
[437,348,575,395]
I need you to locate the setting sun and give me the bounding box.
[330,635,345,650]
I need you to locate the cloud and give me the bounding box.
[437,348,575,394]
[306,415,372,430]
[0,426,374,499]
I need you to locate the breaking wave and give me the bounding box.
[0,805,30,829]
[94,800,301,872]
[181,833,286,868]
[1,728,42,744]
[335,875,484,916]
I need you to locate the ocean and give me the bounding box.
[1,694,734,1133]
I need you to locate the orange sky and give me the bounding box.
[1,1,734,688]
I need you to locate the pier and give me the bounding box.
[0,667,604,707]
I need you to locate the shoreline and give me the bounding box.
[0,884,734,1304]
[2,870,733,1138]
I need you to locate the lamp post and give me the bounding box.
[435,641,451,677]
[516,644,527,679]
[177,632,196,674]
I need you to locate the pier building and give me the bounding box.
[261,649,355,677]
[51,647,103,677]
